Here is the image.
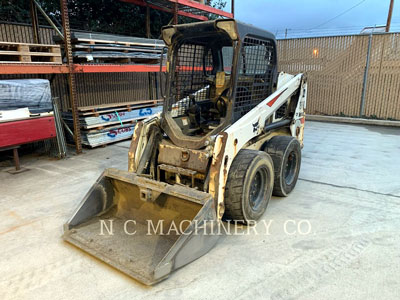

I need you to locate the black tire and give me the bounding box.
[223,150,274,224]
[263,136,301,197]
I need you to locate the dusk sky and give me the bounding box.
[223,0,400,38]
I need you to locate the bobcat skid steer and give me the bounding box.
[63,19,307,285]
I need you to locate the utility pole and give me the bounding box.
[385,0,394,32]
[285,28,288,39]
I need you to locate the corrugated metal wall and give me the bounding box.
[0,22,54,44]
[0,72,160,111]
[1,23,399,120]
[278,33,400,120]
[74,72,160,108]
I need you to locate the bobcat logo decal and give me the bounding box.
[252,121,259,133]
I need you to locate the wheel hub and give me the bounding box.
[284,151,297,185]
[249,168,267,211]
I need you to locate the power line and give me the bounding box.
[311,0,367,29]
[274,22,400,39]
[274,21,400,33]
[272,24,374,34]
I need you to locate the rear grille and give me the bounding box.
[275,103,287,119]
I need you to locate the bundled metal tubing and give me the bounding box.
[52,97,67,158]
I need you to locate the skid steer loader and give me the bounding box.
[63,19,307,285]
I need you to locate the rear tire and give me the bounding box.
[263,136,301,197]
[223,150,274,224]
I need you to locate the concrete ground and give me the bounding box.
[0,121,399,300]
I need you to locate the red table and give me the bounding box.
[0,116,56,173]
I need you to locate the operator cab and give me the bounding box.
[161,19,277,149]
[167,28,233,136]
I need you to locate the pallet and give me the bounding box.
[0,42,61,64]
[73,56,159,65]
[64,116,139,130]
[74,99,163,115]
[54,32,164,48]
[82,136,132,148]
[80,120,137,148]
[73,44,162,53]
[83,118,139,130]
[71,45,161,64]
[82,106,163,129]
[76,102,163,117]
[54,32,164,65]
[64,100,162,131]
[72,38,164,49]
[64,99,162,147]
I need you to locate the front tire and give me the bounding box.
[223,150,274,224]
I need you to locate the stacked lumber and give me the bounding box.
[55,32,165,64]
[63,100,163,147]
[0,41,61,64]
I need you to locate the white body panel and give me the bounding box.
[210,72,307,218]
[132,72,307,220]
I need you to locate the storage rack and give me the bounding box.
[0,0,234,153]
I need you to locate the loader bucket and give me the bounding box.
[63,168,219,285]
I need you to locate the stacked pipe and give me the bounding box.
[54,32,165,64]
